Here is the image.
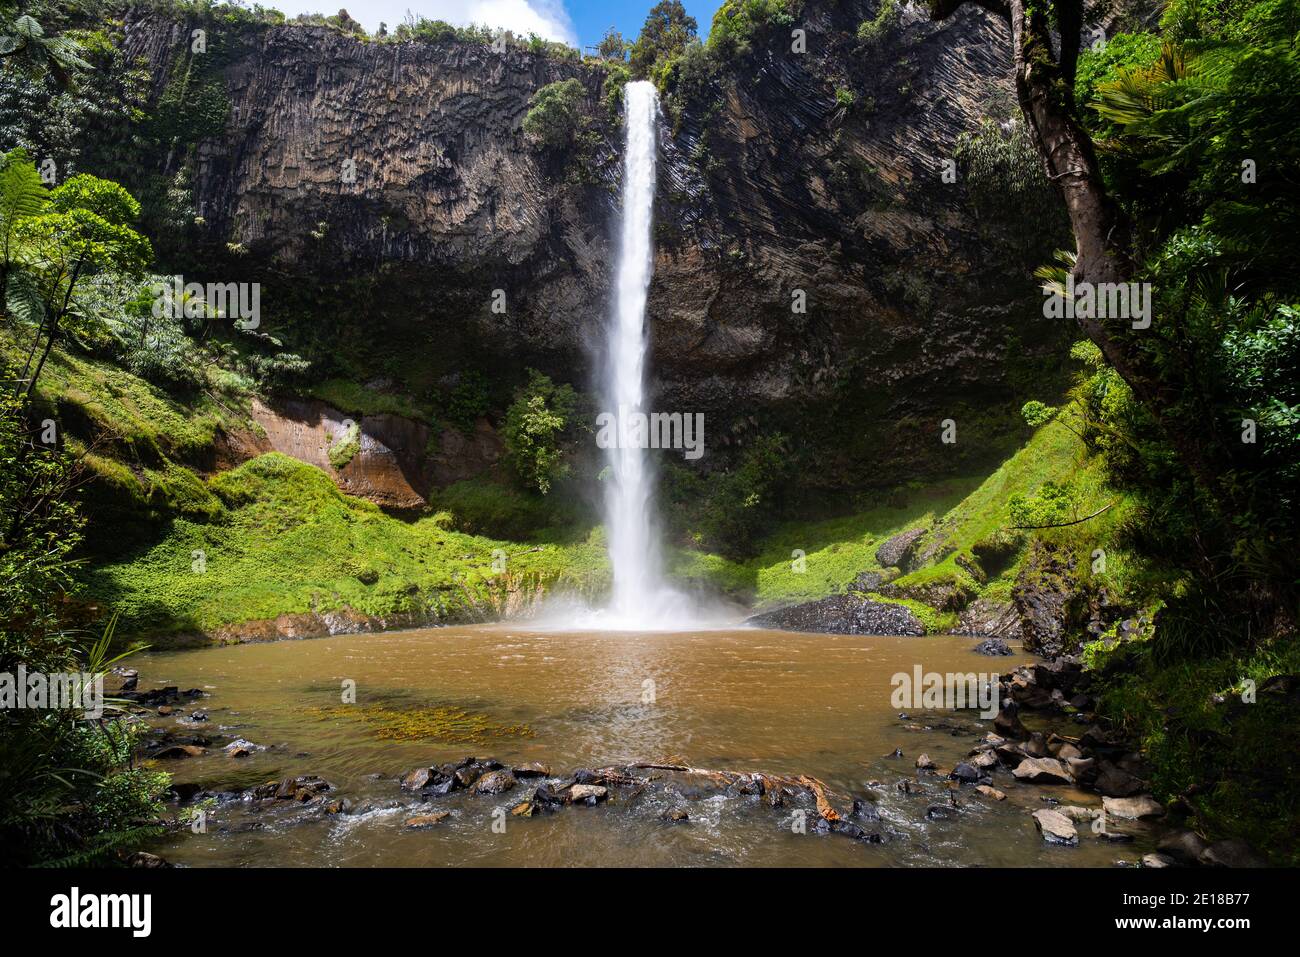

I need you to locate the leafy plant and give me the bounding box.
[503,369,578,494]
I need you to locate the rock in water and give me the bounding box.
[1032,809,1079,845]
[993,703,1027,739]
[567,784,608,805]
[404,812,451,829]
[1012,757,1074,785]
[1102,795,1164,820]
[745,594,924,636]
[1012,541,1084,658]
[400,767,433,790]
[472,769,517,795]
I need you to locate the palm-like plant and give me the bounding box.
[0,14,90,85]
[1033,248,1078,299]
[0,147,48,325]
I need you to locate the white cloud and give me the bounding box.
[266,1,578,46]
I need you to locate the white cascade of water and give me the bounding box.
[597,80,689,628]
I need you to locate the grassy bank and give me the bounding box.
[85,453,608,641]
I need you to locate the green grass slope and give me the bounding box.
[86,453,607,640]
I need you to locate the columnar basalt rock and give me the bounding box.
[118,0,1069,488]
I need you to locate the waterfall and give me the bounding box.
[598,80,684,628]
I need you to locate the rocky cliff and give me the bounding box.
[118,0,1070,491]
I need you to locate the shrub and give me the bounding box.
[503,369,578,494]
[857,0,901,45]
[709,0,796,60]
[522,78,587,150]
[630,0,698,79]
[443,370,492,433]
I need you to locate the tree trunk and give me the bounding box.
[930,0,1225,498]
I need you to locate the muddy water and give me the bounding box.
[136,626,1155,867]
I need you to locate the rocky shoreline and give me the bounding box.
[117,646,1267,868]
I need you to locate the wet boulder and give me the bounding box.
[949,762,982,783]
[400,767,434,791]
[512,762,551,778]
[993,703,1027,739]
[404,811,451,829]
[1094,761,1146,797]
[1012,541,1085,659]
[472,769,518,795]
[152,744,205,759]
[1013,757,1073,785]
[746,594,924,636]
[1102,795,1164,820]
[1032,808,1079,845]
[567,784,609,805]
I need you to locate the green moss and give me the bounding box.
[8,337,247,462]
[85,454,607,641]
[327,420,360,471]
[307,377,435,423]
[140,463,225,520]
[668,477,978,608]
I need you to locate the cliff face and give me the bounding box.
[121,1,1068,489]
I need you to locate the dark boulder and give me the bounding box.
[746,594,924,636]
[876,528,927,569]
[1012,541,1085,659]
[1158,830,1210,865]
[472,769,518,795]
[993,702,1027,739]
[953,600,1020,640]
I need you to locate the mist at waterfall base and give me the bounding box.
[542,81,737,632]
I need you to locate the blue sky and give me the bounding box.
[262,0,724,50]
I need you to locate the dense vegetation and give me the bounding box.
[0,0,1295,866]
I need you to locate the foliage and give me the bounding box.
[0,386,82,657]
[502,369,578,494]
[522,78,588,151]
[708,0,797,60]
[0,376,168,866]
[857,0,901,45]
[327,417,360,470]
[1020,399,1058,428]
[630,0,697,81]
[86,453,606,638]
[956,117,1071,255]
[1008,479,1077,528]
[663,432,794,557]
[1086,630,1300,864]
[597,27,628,60]
[442,369,491,433]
